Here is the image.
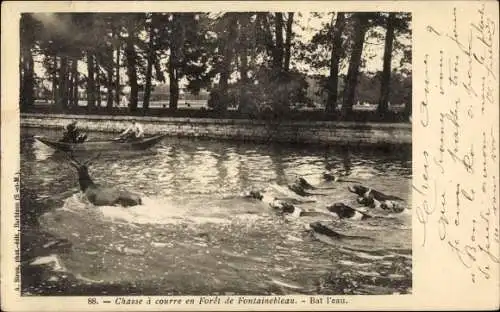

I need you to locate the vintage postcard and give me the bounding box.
[1,1,498,311]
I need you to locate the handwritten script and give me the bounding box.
[416,4,499,286]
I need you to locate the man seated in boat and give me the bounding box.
[118,119,144,141]
[60,121,87,143]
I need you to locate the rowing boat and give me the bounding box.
[34,134,167,152]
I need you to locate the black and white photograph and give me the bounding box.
[18,10,413,297]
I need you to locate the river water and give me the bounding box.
[20,127,412,296]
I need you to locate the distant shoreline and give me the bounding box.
[21,113,412,146]
[21,104,412,124]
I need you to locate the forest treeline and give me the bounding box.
[20,12,411,120]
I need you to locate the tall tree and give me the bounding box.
[124,14,142,112]
[167,14,185,110]
[378,12,411,117]
[100,46,115,110]
[20,14,37,108]
[237,14,251,84]
[57,55,70,108]
[219,14,238,102]
[326,12,346,113]
[142,13,156,111]
[273,13,284,69]
[51,55,58,105]
[283,12,294,72]
[377,12,396,115]
[86,51,96,110]
[342,13,371,114]
[114,20,121,107]
[71,59,79,107]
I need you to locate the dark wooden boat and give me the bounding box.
[34,134,167,152]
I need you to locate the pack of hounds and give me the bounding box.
[241,173,407,221]
[62,152,406,222]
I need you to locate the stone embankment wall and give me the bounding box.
[21,113,412,145]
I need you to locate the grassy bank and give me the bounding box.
[21,106,411,123]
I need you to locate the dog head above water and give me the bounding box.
[241,190,263,200]
[322,172,338,182]
[348,185,370,196]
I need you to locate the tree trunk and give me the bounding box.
[219,15,238,110]
[258,13,275,58]
[52,55,58,105]
[20,45,35,108]
[404,97,412,120]
[115,33,121,107]
[68,60,74,108]
[326,12,346,113]
[342,13,370,114]
[283,12,294,72]
[106,64,114,109]
[95,58,101,108]
[125,31,139,112]
[377,13,396,116]
[143,15,155,111]
[20,14,35,108]
[238,15,249,84]
[57,56,69,109]
[86,51,96,110]
[72,61,79,107]
[239,53,248,83]
[168,59,179,110]
[273,13,284,70]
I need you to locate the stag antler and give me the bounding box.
[61,151,101,168]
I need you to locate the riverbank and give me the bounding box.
[21,113,412,146]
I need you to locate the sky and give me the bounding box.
[32,12,411,91]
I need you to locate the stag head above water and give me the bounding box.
[64,152,142,207]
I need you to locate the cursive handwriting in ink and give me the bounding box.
[470,4,486,39]
[462,29,478,97]
[455,184,461,226]
[438,191,449,240]
[415,151,435,247]
[471,5,497,79]
[477,265,491,279]
[471,219,477,242]
[425,5,498,286]
[479,210,491,251]
[491,128,497,162]
[439,50,445,94]
[447,145,474,174]
[485,82,494,104]
[427,25,442,36]
[447,7,469,54]
[482,131,488,193]
[480,77,486,114]
[421,54,430,127]
[448,55,459,86]
[478,244,500,264]
[460,187,475,201]
[493,176,497,216]
[444,99,460,153]
[448,240,477,269]
[433,114,446,173]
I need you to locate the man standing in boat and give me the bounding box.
[118,119,144,141]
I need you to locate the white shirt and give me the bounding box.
[123,123,144,138]
[120,96,129,107]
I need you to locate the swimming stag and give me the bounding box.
[64,152,142,207]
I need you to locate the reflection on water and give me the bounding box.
[20,128,412,295]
